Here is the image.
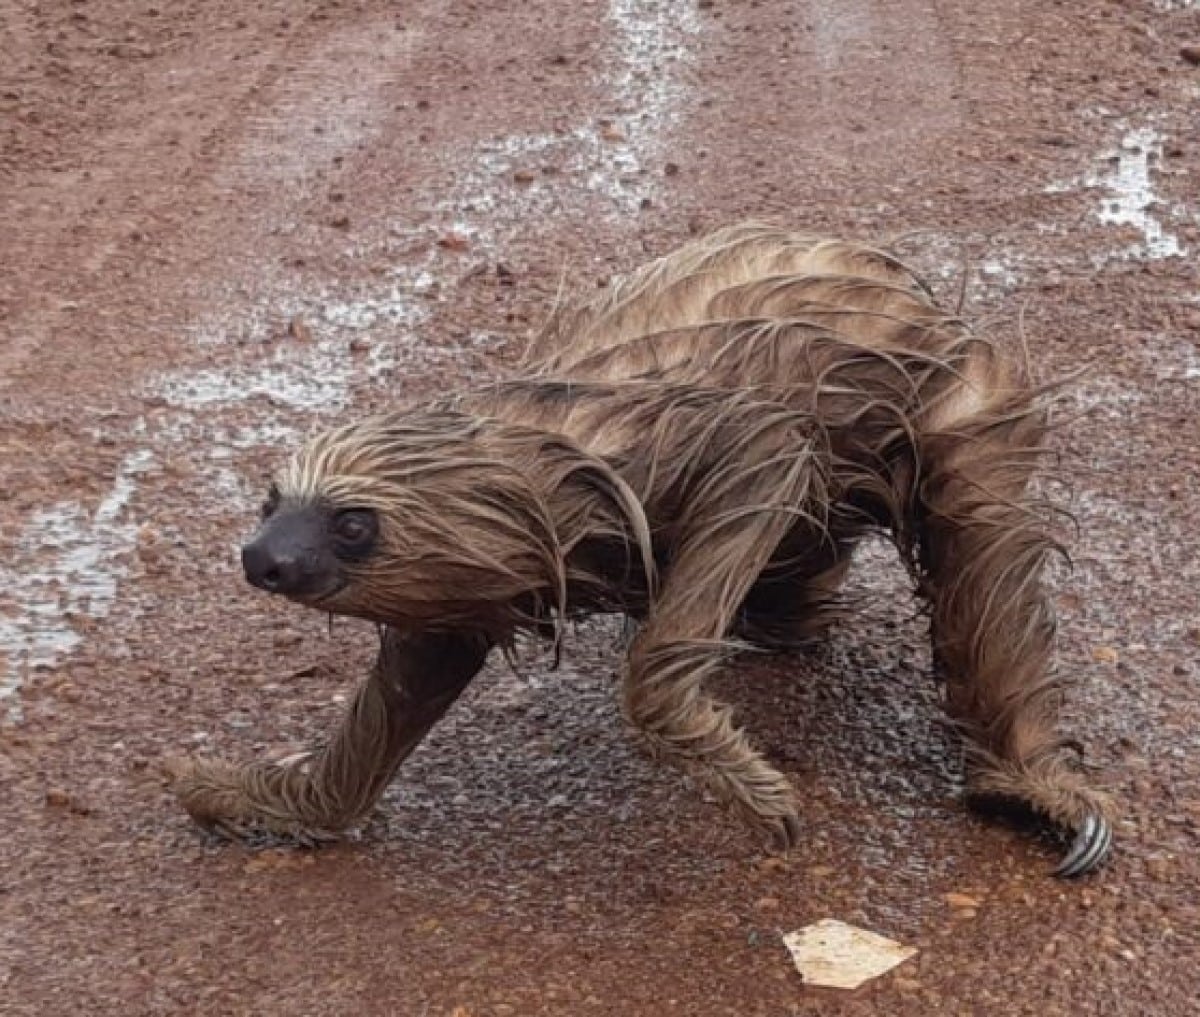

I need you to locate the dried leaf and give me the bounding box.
[782,919,917,990]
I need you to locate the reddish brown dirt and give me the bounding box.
[2,1,1199,1014]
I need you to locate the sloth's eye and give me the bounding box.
[332,509,378,558]
[260,485,281,519]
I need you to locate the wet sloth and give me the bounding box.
[171,224,1112,876]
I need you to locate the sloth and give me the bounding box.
[171,224,1113,877]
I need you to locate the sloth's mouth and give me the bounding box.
[290,577,348,607]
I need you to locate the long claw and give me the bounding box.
[1052,814,1112,878]
[761,809,803,854]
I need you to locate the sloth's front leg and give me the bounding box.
[621,439,831,852]
[169,626,490,843]
[623,634,802,851]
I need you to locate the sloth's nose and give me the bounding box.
[241,539,307,595]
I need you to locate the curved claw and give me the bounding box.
[761,808,803,854]
[1052,814,1113,878]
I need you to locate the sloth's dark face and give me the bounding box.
[243,412,563,630]
[241,485,379,607]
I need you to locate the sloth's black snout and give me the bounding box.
[241,539,306,594]
[241,509,335,598]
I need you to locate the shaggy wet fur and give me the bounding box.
[172,223,1111,868]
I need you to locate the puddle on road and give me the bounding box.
[1048,121,1187,263]
[0,450,153,711]
[157,289,409,413]
[1086,126,1184,260]
[434,0,699,232]
[920,121,1191,317]
[598,0,700,197]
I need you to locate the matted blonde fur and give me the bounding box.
[172,223,1111,869]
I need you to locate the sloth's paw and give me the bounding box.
[163,754,341,848]
[716,775,803,853]
[750,806,803,855]
[966,760,1114,878]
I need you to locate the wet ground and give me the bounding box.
[1,0,1199,1013]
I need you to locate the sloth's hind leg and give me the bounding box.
[917,408,1113,877]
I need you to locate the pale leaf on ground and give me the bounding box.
[782,919,917,990]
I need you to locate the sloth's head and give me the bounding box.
[240,410,577,631]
